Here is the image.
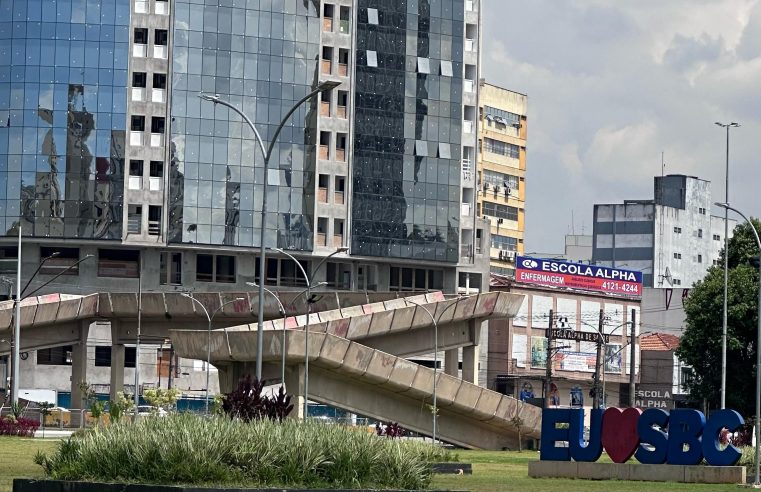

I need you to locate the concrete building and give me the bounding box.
[592,174,735,288]
[476,81,527,277]
[0,0,490,402]
[636,332,689,409]
[488,282,641,412]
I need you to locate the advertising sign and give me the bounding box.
[556,351,596,372]
[516,256,643,297]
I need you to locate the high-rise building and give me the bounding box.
[476,81,527,277]
[0,0,487,296]
[0,0,490,396]
[592,174,735,288]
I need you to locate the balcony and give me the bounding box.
[321,59,332,75]
[152,89,166,103]
[323,17,333,32]
[320,101,330,117]
[150,133,164,147]
[464,79,474,93]
[149,177,162,191]
[465,0,474,11]
[127,216,141,234]
[338,63,348,76]
[134,0,148,13]
[319,145,329,160]
[337,105,347,118]
[465,38,475,52]
[39,257,80,276]
[339,20,350,34]
[461,158,473,180]
[460,244,474,259]
[131,87,145,102]
[130,131,143,146]
[336,148,346,162]
[0,258,16,274]
[153,45,167,59]
[461,203,471,216]
[334,191,344,205]
[462,120,474,134]
[155,0,169,15]
[133,44,147,57]
[333,234,343,248]
[316,232,327,247]
[128,176,141,190]
[317,187,328,203]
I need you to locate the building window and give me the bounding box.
[673,279,682,285]
[483,170,519,192]
[151,117,165,134]
[160,252,182,285]
[127,205,142,234]
[713,234,721,241]
[0,246,18,274]
[491,235,517,251]
[366,50,377,67]
[37,346,72,365]
[673,226,682,233]
[153,73,167,90]
[154,29,168,46]
[94,346,136,368]
[134,28,148,44]
[414,140,428,156]
[483,137,519,158]
[39,247,80,275]
[148,205,162,235]
[131,115,145,131]
[98,249,140,278]
[673,253,682,259]
[482,202,519,221]
[132,72,147,88]
[196,254,236,283]
[389,267,443,292]
[417,57,430,74]
[698,207,706,215]
[440,60,453,77]
[438,143,451,159]
[484,106,521,127]
[367,7,379,25]
[697,254,703,263]
[697,229,703,238]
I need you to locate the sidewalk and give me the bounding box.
[35,429,75,439]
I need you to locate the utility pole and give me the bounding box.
[167,345,174,390]
[545,309,553,407]
[630,309,637,407]
[593,309,604,410]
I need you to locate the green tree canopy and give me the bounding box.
[676,218,761,416]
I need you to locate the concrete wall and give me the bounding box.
[640,287,689,335]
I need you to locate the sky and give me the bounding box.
[481,0,761,253]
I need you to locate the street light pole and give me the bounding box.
[715,201,760,486]
[716,121,739,410]
[272,247,346,419]
[182,294,244,414]
[199,81,340,382]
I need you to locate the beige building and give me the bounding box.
[477,81,527,277]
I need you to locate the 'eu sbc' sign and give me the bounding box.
[540,407,744,466]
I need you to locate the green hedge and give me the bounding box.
[34,414,452,489]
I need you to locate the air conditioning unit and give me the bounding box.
[505,250,516,260]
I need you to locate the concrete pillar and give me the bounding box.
[444,349,459,377]
[284,364,305,419]
[70,322,90,425]
[109,321,125,401]
[462,345,479,385]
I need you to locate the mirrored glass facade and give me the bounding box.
[0,0,128,239]
[168,0,321,249]
[351,0,464,262]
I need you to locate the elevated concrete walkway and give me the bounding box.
[170,329,541,450]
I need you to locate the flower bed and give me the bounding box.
[0,417,39,437]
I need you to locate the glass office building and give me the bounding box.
[0,0,128,240]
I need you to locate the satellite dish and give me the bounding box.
[663,267,673,286]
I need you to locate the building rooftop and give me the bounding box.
[640,333,680,351]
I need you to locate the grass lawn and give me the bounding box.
[0,438,57,492]
[431,450,745,492]
[0,438,746,492]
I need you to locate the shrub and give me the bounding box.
[221,375,293,422]
[0,416,39,437]
[34,413,451,489]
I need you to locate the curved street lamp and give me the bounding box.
[715,201,760,486]
[181,294,244,414]
[271,247,347,418]
[199,80,340,382]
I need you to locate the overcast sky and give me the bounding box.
[481,0,761,252]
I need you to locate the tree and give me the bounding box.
[143,388,180,413]
[108,392,134,423]
[676,219,761,417]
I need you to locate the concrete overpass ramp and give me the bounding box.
[170,329,541,450]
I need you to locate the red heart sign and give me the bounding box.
[601,407,642,463]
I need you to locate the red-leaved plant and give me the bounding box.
[221,375,293,422]
[0,416,39,437]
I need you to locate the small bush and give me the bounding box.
[0,416,39,437]
[35,413,451,489]
[221,375,293,422]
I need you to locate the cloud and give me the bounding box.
[662,34,725,72]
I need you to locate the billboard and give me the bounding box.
[515,256,643,297]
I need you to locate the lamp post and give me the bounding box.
[271,247,347,418]
[715,201,760,486]
[199,80,340,382]
[401,298,439,443]
[181,294,244,414]
[9,250,94,405]
[715,121,740,410]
